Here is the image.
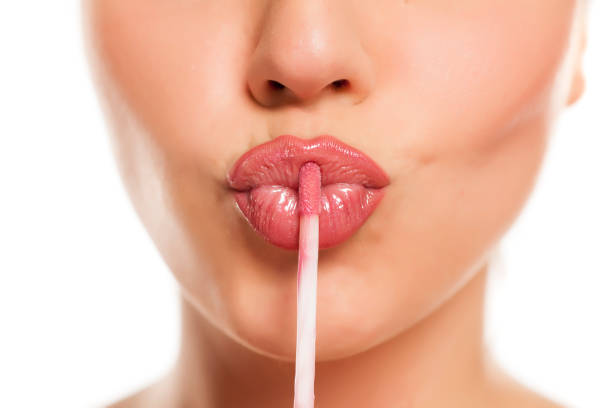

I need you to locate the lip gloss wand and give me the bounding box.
[293,161,321,408]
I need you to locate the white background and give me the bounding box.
[0,1,610,407]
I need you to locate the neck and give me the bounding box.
[167,262,491,408]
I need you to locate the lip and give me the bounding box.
[227,134,390,250]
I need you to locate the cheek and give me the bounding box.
[372,0,578,269]
[374,0,577,157]
[87,0,253,178]
[357,1,579,328]
[85,0,261,331]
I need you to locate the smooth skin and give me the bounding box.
[82,1,587,407]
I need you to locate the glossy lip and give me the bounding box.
[227,134,390,250]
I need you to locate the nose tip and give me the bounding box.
[246,2,374,108]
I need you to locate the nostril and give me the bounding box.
[266,79,349,98]
[331,79,349,90]
[268,80,285,90]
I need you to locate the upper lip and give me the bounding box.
[227,134,390,191]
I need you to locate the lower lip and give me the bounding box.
[233,183,386,250]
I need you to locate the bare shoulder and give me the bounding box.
[485,366,566,408]
[105,387,149,408]
[503,386,566,408]
[104,377,172,408]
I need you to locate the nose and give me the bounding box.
[246,1,374,108]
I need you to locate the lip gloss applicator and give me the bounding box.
[293,161,321,408]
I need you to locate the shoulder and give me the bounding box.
[104,378,170,408]
[503,388,566,408]
[484,367,566,408]
[105,389,147,408]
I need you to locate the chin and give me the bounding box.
[221,283,398,363]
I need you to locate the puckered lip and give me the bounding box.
[226,134,390,191]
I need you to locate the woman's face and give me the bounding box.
[83,0,586,361]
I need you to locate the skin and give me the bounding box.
[82,0,587,407]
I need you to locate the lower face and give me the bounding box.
[83,0,583,361]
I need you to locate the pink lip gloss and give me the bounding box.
[227,134,390,250]
[293,161,321,408]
